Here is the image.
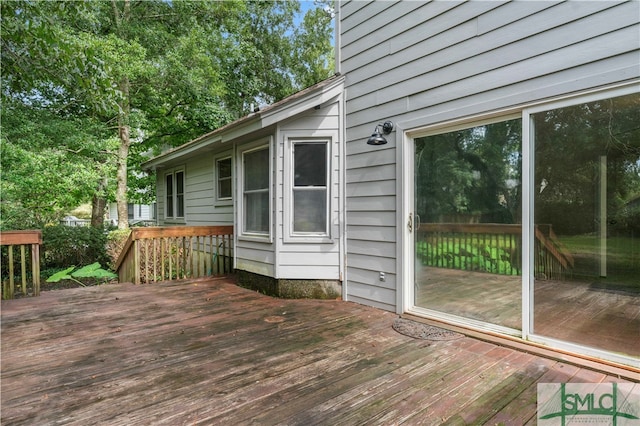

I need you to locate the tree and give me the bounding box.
[2,0,334,229]
[291,0,335,89]
[0,100,117,229]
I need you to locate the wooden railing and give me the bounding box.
[0,230,42,299]
[417,223,574,279]
[115,226,233,284]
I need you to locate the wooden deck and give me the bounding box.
[1,278,637,425]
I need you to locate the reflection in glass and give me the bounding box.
[244,148,270,234]
[414,119,522,330]
[533,93,640,357]
[293,142,327,234]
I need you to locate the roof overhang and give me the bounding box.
[142,74,345,171]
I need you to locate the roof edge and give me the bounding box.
[142,74,345,170]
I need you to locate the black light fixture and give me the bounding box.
[366,121,394,145]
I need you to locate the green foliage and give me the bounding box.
[417,240,519,276]
[415,119,522,224]
[534,93,640,235]
[42,226,110,270]
[46,263,117,287]
[291,0,335,89]
[2,0,335,223]
[0,101,117,229]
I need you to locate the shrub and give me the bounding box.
[42,225,109,269]
[106,228,131,270]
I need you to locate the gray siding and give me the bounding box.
[275,98,343,280]
[157,88,344,281]
[156,152,234,226]
[340,1,640,310]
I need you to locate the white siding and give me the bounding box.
[107,203,155,224]
[340,0,640,310]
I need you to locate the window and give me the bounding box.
[216,157,232,200]
[165,174,173,217]
[242,146,270,235]
[176,171,184,217]
[165,169,185,219]
[127,203,134,220]
[292,141,328,234]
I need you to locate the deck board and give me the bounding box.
[1,278,636,425]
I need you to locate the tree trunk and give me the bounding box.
[116,118,130,230]
[115,76,131,230]
[112,0,132,230]
[91,193,107,228]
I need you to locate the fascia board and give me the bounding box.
[142,75,345,170]
[142,116,261,170]
[261,78,345,127]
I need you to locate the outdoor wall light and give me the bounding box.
[366,121,394,145]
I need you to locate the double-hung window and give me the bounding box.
[287,139,330,239]
[165,169,185,220]
[242,145,270,236]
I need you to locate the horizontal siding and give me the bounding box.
[344,282,395,312]
[346,180,396,197]
[347,238,395,259]
[277,265,340,280]
[346,196,395,212]
[347,225,395,243]
[347,266,396,291]
[275,98,343,280]
[346,211,396,227]
[341,0,640,310]
[183,152,234,226]
[348,24,637,118]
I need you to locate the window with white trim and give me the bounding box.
[216,156,232,201]
[242,146,270,236]
[165,169,185,219]
[291,141,329,235]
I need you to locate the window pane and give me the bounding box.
[218,158,232,178]
[533,92,639,357]
[127,203,134,220]
[243,147,269,234]
[294,143,326,186]
[414,118,522,330]
[176,171,184,217]
[165,174,173,217]
[245,191,269,233]
[293,189,327,233]
[218,179,232,200]
[245,148,269,191]
[217,158,232,199]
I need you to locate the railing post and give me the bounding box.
[8,246,15,299]
[134,239,141,285]
[1,230,42,298]
[32,242,40,296]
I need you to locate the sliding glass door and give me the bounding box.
[531,92,640,358]
[411,89,639,362]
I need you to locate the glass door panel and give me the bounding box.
[414,119,522,330]
[532,92,640,358]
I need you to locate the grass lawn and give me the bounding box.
[560,234,640,292]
